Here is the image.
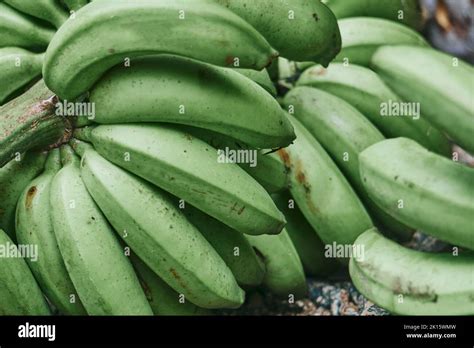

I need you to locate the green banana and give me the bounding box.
[214,0,341,65]
[0,2,55,49]
[283,87,414,241]
[43,0,278,100]
[0,151,46,238]
[74,124,286,236]
[0,47,44,105]
[272,192,339,277]
[0,228,51,315]
[234,67,276,97]
[350,228,474,315]
[62,0,89,12]
[73,141,245,309]
[50,145,152,315]
[277,116,373,250]
[89,56,294,149]
[334,17,428,66]
[130,254,211,316]
[246,229,307,299]
[181,204,266,288]
[323,0,423,30]
[5,0,69,28]
[372,46,474,153]
[360,138,474,250]
[15,149,86,315]
[297,63,452,157]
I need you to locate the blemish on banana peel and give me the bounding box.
[169,268,190,293]
[25,186,37,209]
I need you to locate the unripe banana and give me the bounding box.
[44,0,278,100]
[0,228,51,315]
[234,68,276,97]
[278,116,373,250]
[350,228,474,315]
[0,151,46,238]
[5,0,69,28]
[74,124,286,236]
[283,87,414,241]
[62,0,89,12]
[0,47,44,105]
[89,56,294,149]
[297,63,451,157]
[335,17,428,66]
[246,229,307,299]
[73,141,245,309]
[213,0,341,65]
[50,145,152,315]
[0,3,54,49]
[360,138,474,250]
[15,149,86,315]
[372,46,474,153]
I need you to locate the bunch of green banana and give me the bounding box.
[296,63,451,157]
[350,228,474,315]
[334,17,428,66]
[359,138,474,250]
[15,149,86,315]
[43,0,278,100]
[88,55,294,149]
[50,145,153,315]
[372,46,474,153]
[4,0,69,29]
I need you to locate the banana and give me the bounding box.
[15,149,86,315]
[50,145,152,315]
[43,0,278,100]
[350,228,474,315]
[181,204,266,288]
[72,140,245,309]
[234,67,277,97]
[0,228,51,315]
[88,56,294,149]
[4,0,69,28]
[297,63,452,157]
[0,2,55,50]
[0,47,44,105]
[277,116,373,250]
[323,0,423,30]
[272,192,339,277]
[372,46,474,153]
[62,0,89,12]
[334,17,428,66]
[246,229,307,299]
[213,0,341,65]
[0,151,46,238]
[283,87,414,241]
[359,138,474,250]
[74,124,286,236]
[130,254,212,316]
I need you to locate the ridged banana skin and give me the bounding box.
[50,147,153,315]
[214,0,341,65]
[0,48,44,105]
[360,138,474,250]
[350,228,474,315]
[5,0,69,28]
[0,151,46,238]
[297,63,452,157]
[372,46,474,153]
[89,56,294,149]
[0,3,54,49]
[43,0,278,101]
[283,87,414,241]
[77,146,245,309]
[272,192,339,277]
[182,204,266,288]
[234,68,276,97]
[335,17,428,66]
[246,229,307,299]
[278,116,373,249]
[0,228,51,315]
[130,254,212,316]
[15,149,86,315]
[63,0,89,12]
[75,124,286,236]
